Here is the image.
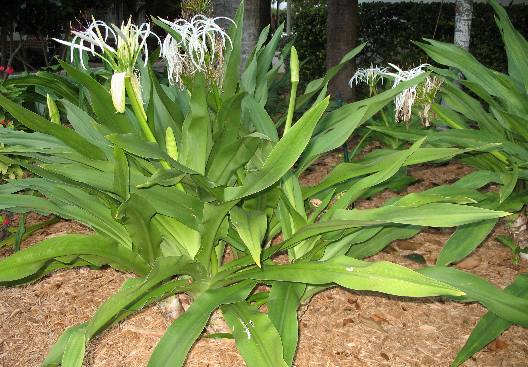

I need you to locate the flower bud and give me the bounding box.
[290,46,299,84]
[111,72,127,113]
[47,94,61,124]
[165,127,179,160]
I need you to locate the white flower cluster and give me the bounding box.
[54,15,234,112]
[159,15,233,85]
[53,18,160,72]
[385,63,430,123]
[349,65,388,88]
[54,19,161,113]
[350,63,431,123]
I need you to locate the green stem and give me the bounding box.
[124,76,171,170]
[284,81,299,135]
[0,216,59,251]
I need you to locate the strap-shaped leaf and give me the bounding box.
[328,138,424,215]
[303,147,468,198]
[113,146,130,201]
[452,273,528,367]
[148,280,256,367]
[180,74,211,175]
[86,256,198,338]
[230,256,463,298]
[418,266,528,326]
[267,282,305,365]
[222,301,289,367]
[61,329,86,367]
[230,206,267,267]
[223,96,329,201]
[488,0,528,91]
[0,234,149,282]
[436,219,497,266]
[42,324,87,366]
[0,93,106,161]
[222,1,244,98]
[333,203,509,227]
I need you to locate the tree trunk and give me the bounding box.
[286,1,292,35]
[213,0,266,66]
[454,0,473,50]
[326,0,358,102]
[259,0,271,31]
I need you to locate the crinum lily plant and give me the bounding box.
[1,4,526,367]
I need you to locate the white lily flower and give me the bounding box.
[160,15,234,85]
[54,18,160,113]
[384,63,430,123]
[54,18,160,72]
[349,65,388,88]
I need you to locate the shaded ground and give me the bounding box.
[0,154,527,367]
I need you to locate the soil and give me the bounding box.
[1,153,527,367]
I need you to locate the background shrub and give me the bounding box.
[293,1,528,84]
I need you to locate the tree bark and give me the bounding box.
[286,1,292,35]
[213,0,267,66]
[259,0,271,31]
[326,0,358,102]
[454,0,473,50]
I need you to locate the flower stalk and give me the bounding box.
[284,46,299,135]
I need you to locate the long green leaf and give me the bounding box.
[231,256,463,298]
[180,74,211,175]
[436,219,497,266]
[333,203,508,227]
[419,266,528,327]
[267,282,305,365]
[61,328,86,367]
[42,324,87,366]
[224,96,329,201]
[0,234,148,282]
[451,273,528,367]
[230,206,267,267]
[148,280,256,367]
[222,301,289,367]
[0,94,106,160]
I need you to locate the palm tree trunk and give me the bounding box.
[454,0,473,50]
[213,0,267,66]
[326,0,358,102]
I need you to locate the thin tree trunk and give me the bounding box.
[454,0,473,50]
[0,26,7,66]
[286,1,292,35]
[326,0,358,102]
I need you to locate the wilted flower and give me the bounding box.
[53,18,160,112]
[384,63,430,123]
[415,75,443,127]
[160,15,233,85]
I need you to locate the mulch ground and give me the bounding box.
[0,152,527,367]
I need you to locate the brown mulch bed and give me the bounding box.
[1,153,527,367]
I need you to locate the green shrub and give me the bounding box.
[293,1,528,83]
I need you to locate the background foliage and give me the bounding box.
[293,1,528,85]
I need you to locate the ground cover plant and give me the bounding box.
[0,2,527,366]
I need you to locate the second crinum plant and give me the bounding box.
[0,3,526,367]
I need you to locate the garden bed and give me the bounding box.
[1,157,527,367]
